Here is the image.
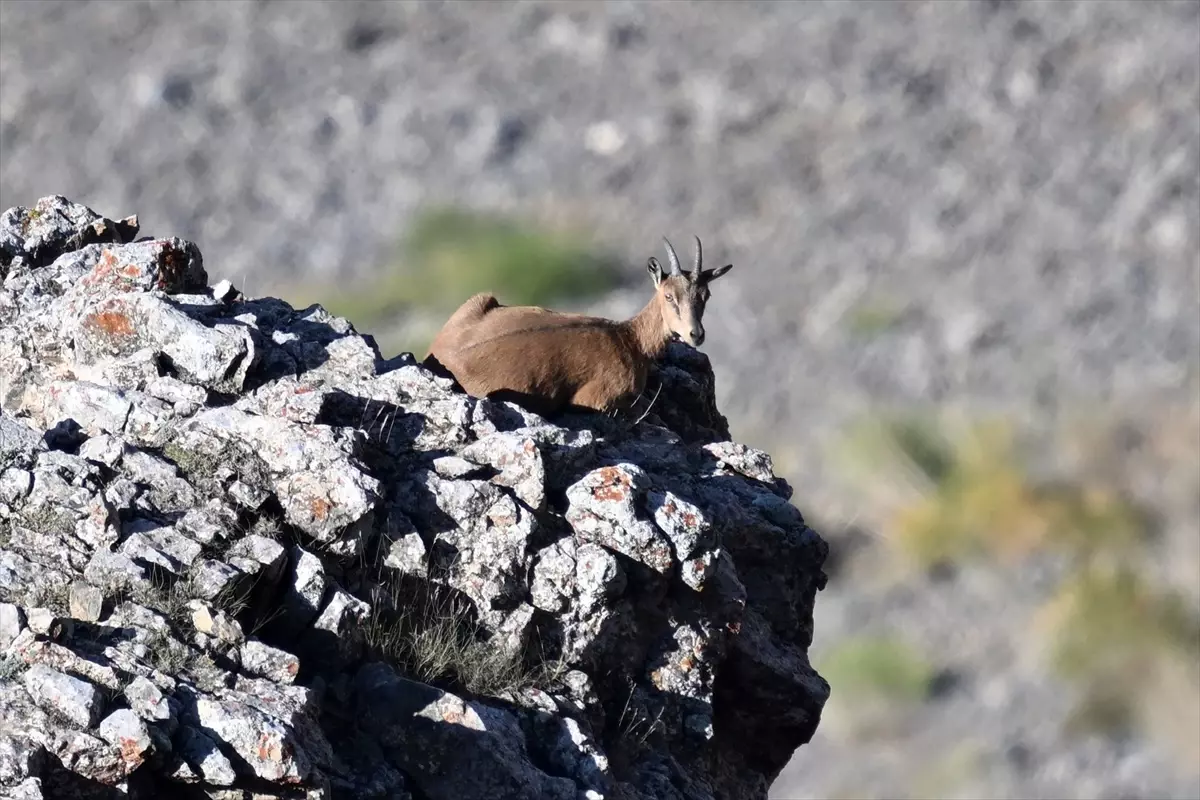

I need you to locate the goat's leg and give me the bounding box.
[421,353,457,382]
[570,385,650,439]
[485,389,560,418]
[569,381,616,415]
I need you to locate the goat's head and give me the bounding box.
[646,236,733,347]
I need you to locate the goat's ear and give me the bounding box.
[647,257,664,286]
[702,263,733,284]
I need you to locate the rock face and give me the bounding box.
[0,196,829,799]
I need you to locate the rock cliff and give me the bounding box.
[0,196,828,800]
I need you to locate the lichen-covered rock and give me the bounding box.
[83,548,150,593]
[0,197,828,800]
[384,531,428,577]
[239,639,301,684]
[46,729,132,785]
[531,540,625,617]
[188,600,244,645]
[22,665,105,729]
[188,558,244,602]
[225,534,287,584]
[308,587,370,670]
[175,499,235,543]
[647,489,720,591]
[124,676,175,727]
[193,694,312,783]
[0,195,141,273]
[74,293,257,394]
[461,431,547,510]
[0,679,53,767]
[11,632,121,692]
[67,581,103,622]
[118,522,202,576]
[566,464,674,574]
[176,407,380,542]
[22,610,69,641]
[97,709,154,771]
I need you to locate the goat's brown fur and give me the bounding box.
[423,236,733,416]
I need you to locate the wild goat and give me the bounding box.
[423,236,733,416]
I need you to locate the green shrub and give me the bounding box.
[318,207,621,330]
[1039,563,1200,744]
[819,635,936,704]
[845,298,909,338]
[837,415,1148,570]
[909,740,984,800]
[816,634,937,742]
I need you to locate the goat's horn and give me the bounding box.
[662,237,683,276]
[691,235,703,282]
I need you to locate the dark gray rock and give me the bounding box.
[175,725,237,786]
[354,662,578,800]
[275,546,327,640]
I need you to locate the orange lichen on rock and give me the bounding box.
[591,466,633,502]
[83,308,136,342]
[310,496,332,521]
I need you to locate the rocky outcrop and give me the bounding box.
[0,196,829,799]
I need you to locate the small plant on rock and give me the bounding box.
[20,503,76,538]
[0,654,27,681]
[250,514,283,540]
[162,441,225,481]
[145,627,191,675]
[365,579,545,698]
[24,580,71,617]
[130,573,195,630]
[607,682,667,781]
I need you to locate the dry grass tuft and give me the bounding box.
[364,580,558,698]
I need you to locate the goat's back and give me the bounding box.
[426,293,643,411]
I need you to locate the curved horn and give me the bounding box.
[662,236,683,276]
[691,235,703,282]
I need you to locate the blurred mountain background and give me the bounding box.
[2,1,1197,797]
